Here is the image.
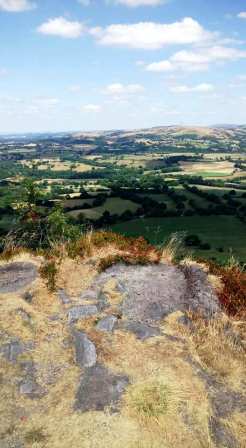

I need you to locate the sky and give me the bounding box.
[0,0,246,133]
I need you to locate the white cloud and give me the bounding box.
[115,0,165,7]
[68,85,81,93]
[90,17,214,50]
[103,83,145,96]
[0,0,35,11]
[146,46,246,72]
[37,17,85,39]
[170,83,214,93]
[83,104,102,112]
[238,12,246,19]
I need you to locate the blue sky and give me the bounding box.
[0,0,246,133]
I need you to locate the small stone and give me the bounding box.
[178,314,194,331]
[1,339,25,363]
[122,321,160,340]
[68,305,98,324]
[73,330,97,368]
[96,316,118,332]
[57,289,71,305]
[19,379,44,399]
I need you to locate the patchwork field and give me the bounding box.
[67,197,139,220]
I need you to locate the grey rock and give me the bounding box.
[75,364,129,412]
[0,437,24,448]
[209,417,238,448]
[17,308,32,323]
[19,378,44,399]
[80,289,99,302]
[181,265,220,317]
[98,264,187,324]
[97,290,110,311]
[19,361,45,399]
[177,314,195,331]
[96,316,118,332]
[0,339,33,363]
[0,262,37,294]
[93,263,221,323]
[68,305,98,324]
[122,321,160,340]
[73,330,97,368]
[57,289,71,305]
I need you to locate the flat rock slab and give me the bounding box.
[75,364,129,413]
[0,339,34,363]
[73,330,97,368]
[94,264,220,323]
[0,262,37,294]
[68,305,98,324]
[96,315,118,332]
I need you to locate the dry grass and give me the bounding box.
[0,234,245,448]
[160,232,186,264]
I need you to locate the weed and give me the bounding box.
[24,427,47,444]
[39,259,58,292]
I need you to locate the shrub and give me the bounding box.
[207,261,246,318]
[39,259,58,292]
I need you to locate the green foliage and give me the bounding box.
[40,260,58,292]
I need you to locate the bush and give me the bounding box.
[39,259,58,292]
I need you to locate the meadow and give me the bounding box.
[111,216,246,263]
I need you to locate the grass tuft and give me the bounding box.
[127,380,170,418]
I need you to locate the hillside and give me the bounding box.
[0,233,245,448]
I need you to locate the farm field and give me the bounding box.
[111,216,246,263]
[1,125,246,264]
[67,197,139,220]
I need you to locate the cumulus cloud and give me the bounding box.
[83,104,102,112]
[37,17,85,39]
[90,17,214,50]
[103,83,145,96]
[170,83,214,93]
[238,12,246,19]
[0,0,35,11]
[146,46,246,72]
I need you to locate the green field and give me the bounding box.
[111,216,246,263]
[67,197,139,220]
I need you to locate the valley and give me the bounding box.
[1,125,246,264]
